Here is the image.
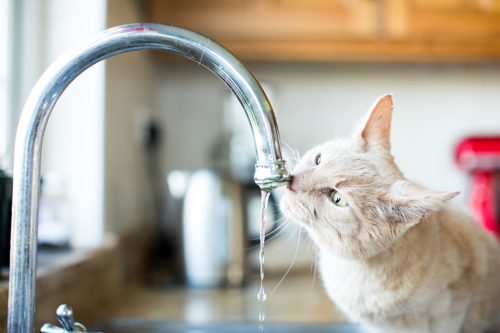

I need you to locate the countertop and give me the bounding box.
[99,272,347,325]
[0,234,348,331]
[0,241,123,332]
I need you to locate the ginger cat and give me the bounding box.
[280,95,500,333]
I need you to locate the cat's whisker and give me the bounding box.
[273,219,301,247]
[283,140,300,161]
[265,220,291,243]
[270,226,302,295]
[245,219,291,251]
[256,219,300,262]
[268,216,289,231]
[280,140,301,170]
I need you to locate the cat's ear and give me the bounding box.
[385,180,459,225]
[361,94,393,150]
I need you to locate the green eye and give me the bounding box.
[315,154,321,165]
[330,190,348,207]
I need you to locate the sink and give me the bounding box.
[92,319,365,333]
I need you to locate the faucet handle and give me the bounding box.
[56,304,85,332]
[41,304,87,333]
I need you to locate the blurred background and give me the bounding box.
[1,0,500,330]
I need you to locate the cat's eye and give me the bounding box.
[330,190,348,207]
[315,154,321,165]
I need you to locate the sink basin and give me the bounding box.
[92,319,365,333]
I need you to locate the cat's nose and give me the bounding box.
[286,176,296,192]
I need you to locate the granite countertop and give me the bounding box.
[100,272,347,325]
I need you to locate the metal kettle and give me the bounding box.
[168,169,247,287]
[167,168,279,288]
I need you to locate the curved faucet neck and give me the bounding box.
[8,23,289,333]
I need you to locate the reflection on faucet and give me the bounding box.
[8,24,290,333]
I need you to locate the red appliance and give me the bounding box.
[455,137,500,237]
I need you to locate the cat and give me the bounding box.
[280,94,500,333]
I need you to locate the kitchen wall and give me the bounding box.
[40,0,106,247]
[104,0,157,235]
[154,62,500,206]
[36,0,156,247]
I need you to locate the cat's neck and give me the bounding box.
[317,211,453,322]
[322,211,441,271]
[369,214,440,269]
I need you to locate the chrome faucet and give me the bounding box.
[7,23,290,333]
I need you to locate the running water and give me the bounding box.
[258,190,271,330]
[257,190,271,302]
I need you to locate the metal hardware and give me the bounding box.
[40,305,89,333]
[8,23,290,333]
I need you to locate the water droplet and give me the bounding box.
[257,285,267,302]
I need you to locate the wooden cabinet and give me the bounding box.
[383,0,500,60]
[145,0,500,62]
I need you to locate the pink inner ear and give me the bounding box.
[361,95,393,148]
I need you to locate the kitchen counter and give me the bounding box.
[99,272,347,325]
[0,232,348,331]
[0,240,123,332]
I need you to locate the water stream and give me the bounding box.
[258,190,271,330]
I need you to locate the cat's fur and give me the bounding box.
[280,95,500,333]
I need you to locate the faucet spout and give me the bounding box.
[8,23,289,333]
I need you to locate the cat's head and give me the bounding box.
[280,95,458,259]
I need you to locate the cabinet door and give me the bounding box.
[146,0,500,61]
[384,0,500,60]
[147,0,378,60]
